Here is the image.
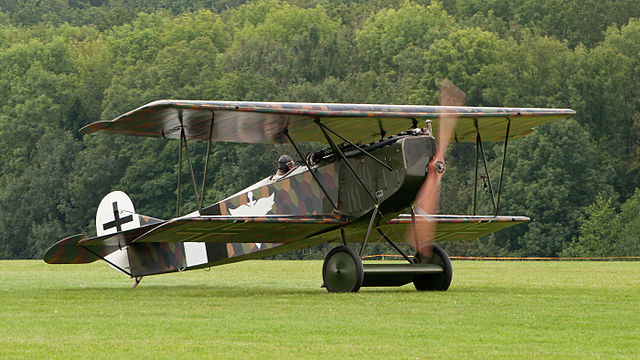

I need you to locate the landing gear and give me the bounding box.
[322,246,364,293]
[413,245,452,291]
[322,243,453,293]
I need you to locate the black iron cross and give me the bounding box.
[103,201,134,232]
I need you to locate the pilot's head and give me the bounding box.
[278,155,294,173]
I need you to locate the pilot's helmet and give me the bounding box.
[278,155,294,172]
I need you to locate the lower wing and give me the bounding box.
[44,214,347,269]
[126,214,349,244]
[388,214,529,241]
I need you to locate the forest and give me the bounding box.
[0,0,638,259]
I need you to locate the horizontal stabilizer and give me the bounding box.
[43,234,99,264]
[78,222,166,247]
[132,214,349,244]
[388,215,529,242]
[45,221,167,265]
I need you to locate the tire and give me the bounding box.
[413,245,453,291]
[322,245,364,293]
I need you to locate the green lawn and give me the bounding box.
[1,260,639,359]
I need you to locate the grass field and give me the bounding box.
[1,260,639,359]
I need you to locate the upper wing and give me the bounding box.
[388,215,530,242]
[81,100,575,144]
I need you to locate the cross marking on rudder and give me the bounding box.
[103,201,134,232]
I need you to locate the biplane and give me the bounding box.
[44,82,575,292]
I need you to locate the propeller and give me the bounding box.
[407,80,467,258]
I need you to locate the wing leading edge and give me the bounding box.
[81,100,575,145]
[73,214,349,247]
[129,214,349,244]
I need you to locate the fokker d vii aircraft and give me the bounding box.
[45,82,575,292]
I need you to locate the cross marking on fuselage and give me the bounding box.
[103,201,134,232]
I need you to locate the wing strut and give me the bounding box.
[472,118,511,216]
[199,112,215,212]
[180,127,200,208]
[473,131,479,215]
[495,118,511,215]
[313,117,391,256]
[175,110,215,216]
[283,128,338,211]
[176,121,183,216]
[314,117,378,206]
[316,122,393,171]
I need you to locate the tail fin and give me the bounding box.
[96,191,165,273]
[44,191,163,276]
[97,191,141,235]
[96,191,164,232]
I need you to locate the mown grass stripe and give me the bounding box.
[0,260,638,359]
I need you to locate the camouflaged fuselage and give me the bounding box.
[58,133,437,277]
[123,134,436,276]
[206,133,435,219]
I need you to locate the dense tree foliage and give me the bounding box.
[562,190,640,257]
[0,0,638,259]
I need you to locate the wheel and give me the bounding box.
[322,245,364,293]
[413,245,453,291]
